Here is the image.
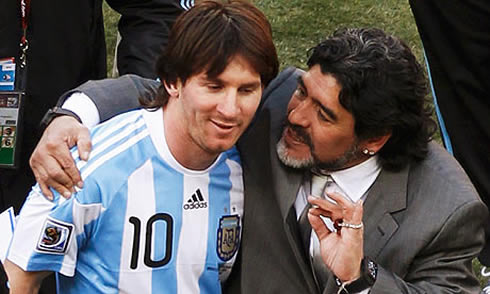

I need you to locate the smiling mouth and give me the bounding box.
[211,120,238,130]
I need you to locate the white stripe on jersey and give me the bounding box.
[7,190,57,270]
[72,200,105,235]
[227,158,244,218]
[177,175,210,294]
[119,159,156,293]
[72,111,143,162]
[80,128,149,180]
[76,116,146,171]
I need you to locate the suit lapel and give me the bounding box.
[362,165,408,259]
[323,166,409,293]
[268,108,320,293]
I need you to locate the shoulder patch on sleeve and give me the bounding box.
[36,218,74,255]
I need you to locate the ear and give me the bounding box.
[360,132,392,155]
[163,80,182,99]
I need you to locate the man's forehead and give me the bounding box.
[202,54,259,77]
[298,67,351,121]
[302,66,340,89]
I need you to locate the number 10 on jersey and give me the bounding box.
[128,213,174,269]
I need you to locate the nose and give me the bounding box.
[288,99,311,127]
[216,90,239,118]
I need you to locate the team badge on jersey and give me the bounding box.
[217,215,241,261]
[36,218,74,254]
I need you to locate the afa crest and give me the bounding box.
[217,215,241,261]
[36,218,74,254]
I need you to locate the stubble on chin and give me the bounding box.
[276,136,314,169]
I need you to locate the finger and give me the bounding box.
[56,145,83,189]
[308,195,342,212]
[43,155,76,191]
[308,210,333,240]
[76,127,92,162]
[38,182,53,200]
[33,164,72,199]
[350,199,364,224]
[324,192,360,221]
[46,179,74,199]
[308,205,344,222]
[324,192,354,208]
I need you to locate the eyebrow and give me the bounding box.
[297,76,338,122]
[204,76,262,89]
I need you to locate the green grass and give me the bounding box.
[102,1,120,76]
[102,0,485,287]
[256,0,421,71]
[102,0,421,74]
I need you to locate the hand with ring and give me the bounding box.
[307,192,364,283]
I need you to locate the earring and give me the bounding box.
[362,149,375,156]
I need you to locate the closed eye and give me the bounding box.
[207,84,223,91]
[317,107,330,122]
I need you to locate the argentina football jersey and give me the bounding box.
[8,108,244,293]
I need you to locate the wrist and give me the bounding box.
[40,106,82,131]
[335,257,377,293]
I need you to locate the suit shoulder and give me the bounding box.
[409,142,483,205]
[261,67,303,105]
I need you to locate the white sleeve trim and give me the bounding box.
[62,92,101,129]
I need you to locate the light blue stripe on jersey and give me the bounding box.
[151,158,183,293]
[198,156,231,293]
[224,147,241,166]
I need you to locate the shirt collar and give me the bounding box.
[327,155,381,202]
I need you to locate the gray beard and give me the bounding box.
[276,136,362,172]
[276,137,314,169]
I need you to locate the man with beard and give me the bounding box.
[28,28,486,293]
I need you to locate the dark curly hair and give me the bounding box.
[140,0,279,108]
[307,28,436,171]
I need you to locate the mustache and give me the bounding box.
[284,122,314,150]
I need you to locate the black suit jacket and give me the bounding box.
[70,68,487,293]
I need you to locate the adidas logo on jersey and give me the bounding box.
[184,189,208,210]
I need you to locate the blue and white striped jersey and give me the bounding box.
[8,108,244,293]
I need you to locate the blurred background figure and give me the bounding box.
[409,1,490,283]
[0,1,190,292]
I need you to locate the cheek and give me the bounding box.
[241,95,262,120]
[309,128,338,151]
[182,97,215,118]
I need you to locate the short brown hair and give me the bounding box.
[144,0,279,108]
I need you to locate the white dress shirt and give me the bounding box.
[294,156,382,292]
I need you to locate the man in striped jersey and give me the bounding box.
[4,1,278,293]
